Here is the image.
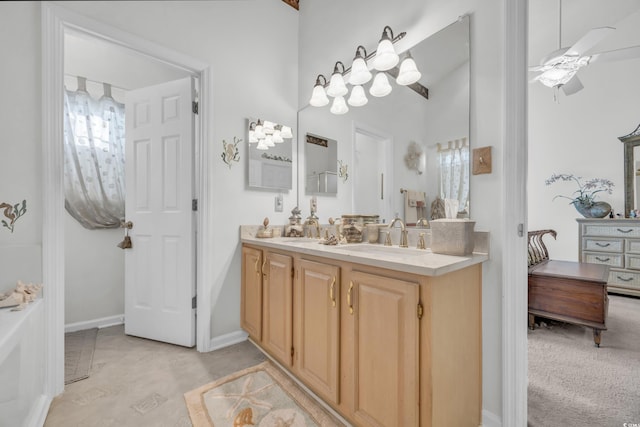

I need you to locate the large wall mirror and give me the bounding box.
[297,16,470,224]
[619,123,640,216]
[247,118,293,191]
[305,133,338,195]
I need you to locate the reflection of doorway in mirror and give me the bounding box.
[353,126,393,221]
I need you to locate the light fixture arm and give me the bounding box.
[315,74,328,86]
[332,61,346,75]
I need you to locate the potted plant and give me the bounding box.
[545,173,614,218]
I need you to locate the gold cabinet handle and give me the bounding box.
[347,281,354,315]
[262,258,267,276]
[254,257,260,274]
[330,277,336,307]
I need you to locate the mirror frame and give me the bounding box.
[619,123,640,217]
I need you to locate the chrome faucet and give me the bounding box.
[387,217,408,248]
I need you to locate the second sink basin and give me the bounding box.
[338,244,427,258]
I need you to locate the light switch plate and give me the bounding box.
[275,194,283,212]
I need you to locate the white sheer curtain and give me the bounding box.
[64,79,126,229]
[437,137,470,214]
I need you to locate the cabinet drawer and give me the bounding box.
[583,251,623,268]
[626,254,640,270]
[626,239,640,254]
[583,224,640,238]
[608,269,640,290]
[582,238,623,253]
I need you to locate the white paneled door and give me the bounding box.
[124,77,196,347]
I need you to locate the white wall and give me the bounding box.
[528,1,640,261]
[63,30,191,326]
[53,0,300,339]
[298,0,505,419]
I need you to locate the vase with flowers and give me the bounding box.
[545,173,614,218]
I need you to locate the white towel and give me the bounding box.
[445,198,459,218]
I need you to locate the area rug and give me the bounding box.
[184,361,343,426]
[64,327,98,384]
[528,294,640,427]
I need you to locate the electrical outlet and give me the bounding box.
[275,194,283,212]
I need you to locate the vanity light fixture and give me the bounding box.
[248,119,293,150]
[264,135,275,147]
[326,61,348,98]
[347,85,368,106]
[256,139,269,150]
[308,26,426,114]
[272,127,284,143]
[309,75,330,107]
[348,46,372,85]
[369,72,392,97]
[372,26,400,71]
[254,119,265,139]
[396,50,422,86]
[262,120,275,135]
[280,125,293,139]
[330,95,349,115]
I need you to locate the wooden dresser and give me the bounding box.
[577,218,640,297]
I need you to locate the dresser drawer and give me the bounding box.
[582,238,623,253]
[626,239,640,254]
[583,251,623,268]
[608,269,640,289]
[583,224,640,238]
[626,254,640,270]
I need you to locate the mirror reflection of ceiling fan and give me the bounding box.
[530,0,640,96]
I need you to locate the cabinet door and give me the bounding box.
[349,270,420,427]
[241,246,263,341]
[262,252,294,366]
[294,259,340,404]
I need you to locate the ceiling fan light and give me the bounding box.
[280,125,293,139]
[369,72,392,97]
[396,51,422,85]
[536,68,576,88]
[348,85,368,107]
[330,96,349,115]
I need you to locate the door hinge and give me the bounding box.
[192,296,197,309]
[192,199,198,211]
[192,100,199,115]
[417,302,423,319]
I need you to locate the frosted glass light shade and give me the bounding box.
[256,140,269,150]
[263,120,275,134]
[373,38,399,71]
[369,73,392,97]
[254,123,265,139]
[309,84,329,107]
[396,52,422,85]
[348,85,368,107]
[349,57,372,85]
[249,130,258,143]
[330,96,349,115]
[264,135,275,147]
[280,126,293,139]
[272,129,284,143]
[327,72,348,98]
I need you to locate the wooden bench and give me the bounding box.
[528,229,610,347]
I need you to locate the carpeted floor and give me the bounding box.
[528,294,640,427]
[46,325,266,427]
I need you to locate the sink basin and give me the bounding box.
[338,244,427,258]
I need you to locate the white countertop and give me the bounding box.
[241,227,489,277]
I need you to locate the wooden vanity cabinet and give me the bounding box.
[345,269,420,427]
[293,259,341,405]
[240,246,293,367]
[240,246,262,341]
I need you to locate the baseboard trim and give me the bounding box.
[209,330,248,351]
[482,408,502,427]
[24,394,51,427]
[64,314,124,333]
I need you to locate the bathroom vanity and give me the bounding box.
[240,227,487,427]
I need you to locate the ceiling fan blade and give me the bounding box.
[566,27,615,56]
[589,45,640,64]
[561,75,584,95]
